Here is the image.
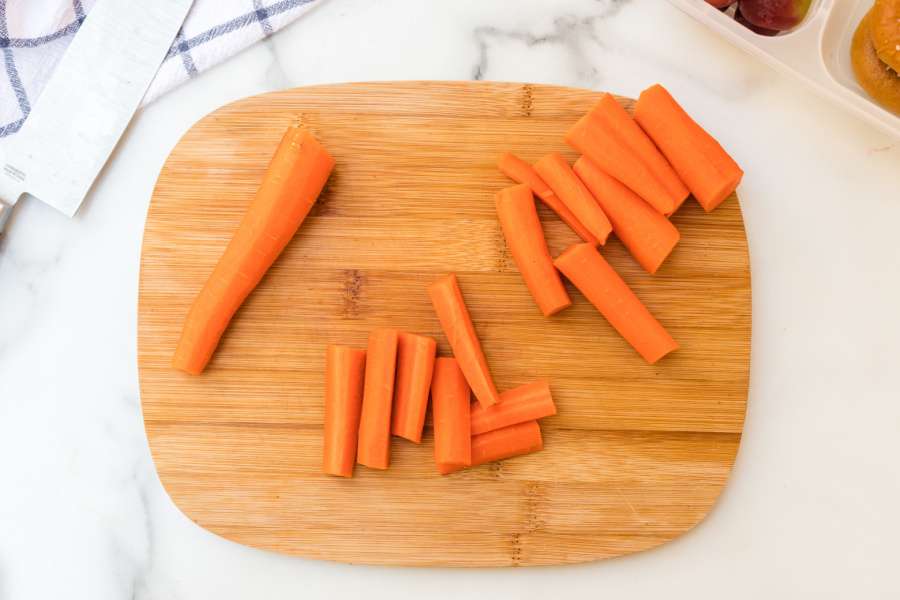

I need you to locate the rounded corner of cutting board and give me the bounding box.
[138,81,750,567]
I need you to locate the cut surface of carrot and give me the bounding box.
[554,243,678,364]
[470,380,556,436]
[634,84,743,212]
[431,357,472,471]
[573,157,680,274]
[427,274,500,408]
[438,421,543,475]
[588,94,690,213]
[497,152,596,243]
[495,184,572,317]
[323,345,366,477]
[565,113,675,215]
[357,328,399,470]
[532,153,612,245]
[390,332,437,443]
[172,125,335,375]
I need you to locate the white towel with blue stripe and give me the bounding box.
[0,0,322,138]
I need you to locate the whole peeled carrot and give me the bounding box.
[573,156,680,275]
[533,153,612,245]
[391,332,437,443]
[555,243,678,364]
[438,421,543,475]
[565,113,675,215]
[173,125,335,375]
[470,380,556,436]
[496,184,571,317]
[497,151,596,243]
[588,94,689,214]
[427,274,500,408]
[357,328,399,470]
[323,345,366,477]
[634,84,743,212]
[432,357,472,472]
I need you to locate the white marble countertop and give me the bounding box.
[2,0,899,598]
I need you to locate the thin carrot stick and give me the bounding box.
[438,421,543,475]
[470,380,556,436]
[554,243,678,364]
[323,345,366,477]
[391,332,437,443]
[573,156,680,275]
[588,94,690,213]
[565,113,675,215]
[496,184,571,317]
[432,357,472,472]
[357,328,399,470]
[427,274,500,408]
[533,153,612,245]
[172,125,335,375]
[633,84,743,212]
[497,152,596,243]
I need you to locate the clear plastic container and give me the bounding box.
[666,0,900,139]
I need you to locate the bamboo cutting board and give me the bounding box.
[139,81,750,567]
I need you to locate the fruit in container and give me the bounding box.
[737,0,812,32]
[735,6,779,36]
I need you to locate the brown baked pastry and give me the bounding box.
[851,9,900,115]
[870,0,900,73]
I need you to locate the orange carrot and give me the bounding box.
[497,152,596,243]
[438,421,543,475]
[588,94,690,213]
[432,357,472,471]
[470,380,556,436]
[633,84,743,212]
[391,332,437,443]
[565,113,675,215]
[172,126,335,375]
[357,328,399,470]
[573,156,680,274]
[323,345,366,477]
[427,274,500,408]
[533,153,612,245]
[496,184,572,317]
[554,243,678,364]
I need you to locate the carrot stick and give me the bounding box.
[172,125,335,375]
[495,184,572,317]
[323,345,366,477]
[633,84,743,212]
[438,421,543,475]
[588,94,690,213]
[497,152,596,243]
[357,328,399,470]
[532,153,612,245]
[554,243,678,364]
[573,157,680,275]
[432,357,472,471]
[427,274,500,408]
[470,380,556,436]
[390,332,437,443]
[565,113,676,215]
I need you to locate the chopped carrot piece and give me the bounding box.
[357,328,399,470]
[432,357,472,472]
[470,380,556,436]
[533,153,612,245]
[427,274,500,408]
[496,184,572,317]
[634,84,743,212]
[391,332,437,443]
[554,243,678,364]
[573,157,680,274]
[323,345,366,477]
[438,421,544,475]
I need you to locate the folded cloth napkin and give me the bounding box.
[0,0,321,138]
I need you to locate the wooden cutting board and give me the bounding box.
[138,81,750,567]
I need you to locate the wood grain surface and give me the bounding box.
[138,81,750,567]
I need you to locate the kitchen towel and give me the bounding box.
[0,0,321,138]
